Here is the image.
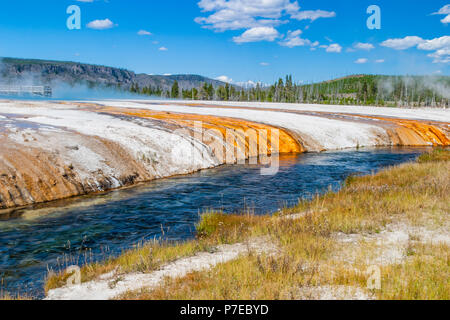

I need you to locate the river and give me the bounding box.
[0,147,429,298]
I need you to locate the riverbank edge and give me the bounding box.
[42,148,449,300]
[2,99,450,214]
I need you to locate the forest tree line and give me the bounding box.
[129,75,450,108]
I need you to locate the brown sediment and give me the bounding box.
[1,100,448,213]
[0,139,82,209]
[367,117,450,146]
[84,102,450,149]
[0,132,152,211]
[87,106,305,156]
[145,102,450,147]
[0,104,303,212]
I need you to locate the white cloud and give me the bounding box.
[279,29,316,48]
[233,27,279,43]
[260,62,270,66]
[235,80,258,88]
[87,19,116,30]
[381,35,450,64]
[215,75,233,83]
[195,0,336,46]
[427,48,450,64]
[159,47,168,51]
[325,43,342,53]
[215,78,266,88]
[433,4,450,15]
[432,4,450,24]
[354,42,375,51]
[417,36,450,50]
[77,0,94,2]
[417,36,450,51]
[375,59,385,63]
[380,36,425,50]
[138,30,152,36]
[291,9,336,21]
[381,36,450,51]
[354,58,368,64]
[195,0,300,31]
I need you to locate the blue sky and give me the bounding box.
[0,0,449,84]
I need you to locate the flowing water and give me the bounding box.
[0,147,429,298]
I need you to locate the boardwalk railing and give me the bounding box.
[0,85,52,97]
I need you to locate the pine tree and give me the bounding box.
[207,83,214,100]
[171,80,179,98]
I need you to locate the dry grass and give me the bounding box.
[378,242,449,300]
[45,239,213,294]
[47,148,450,300]
[45,210,271,293]
[417,147,450,163]
[0,292,32,300]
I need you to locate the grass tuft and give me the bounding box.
[418,147,450,163]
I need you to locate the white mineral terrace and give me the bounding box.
[0,99,448,210]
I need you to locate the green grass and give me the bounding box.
[418,147,450,163]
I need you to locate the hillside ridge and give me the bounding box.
[0,57,229,91]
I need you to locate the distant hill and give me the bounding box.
[233,74,449,107]
[1,58,448,107]
[0,57,230,91]
[299,74,450,106]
